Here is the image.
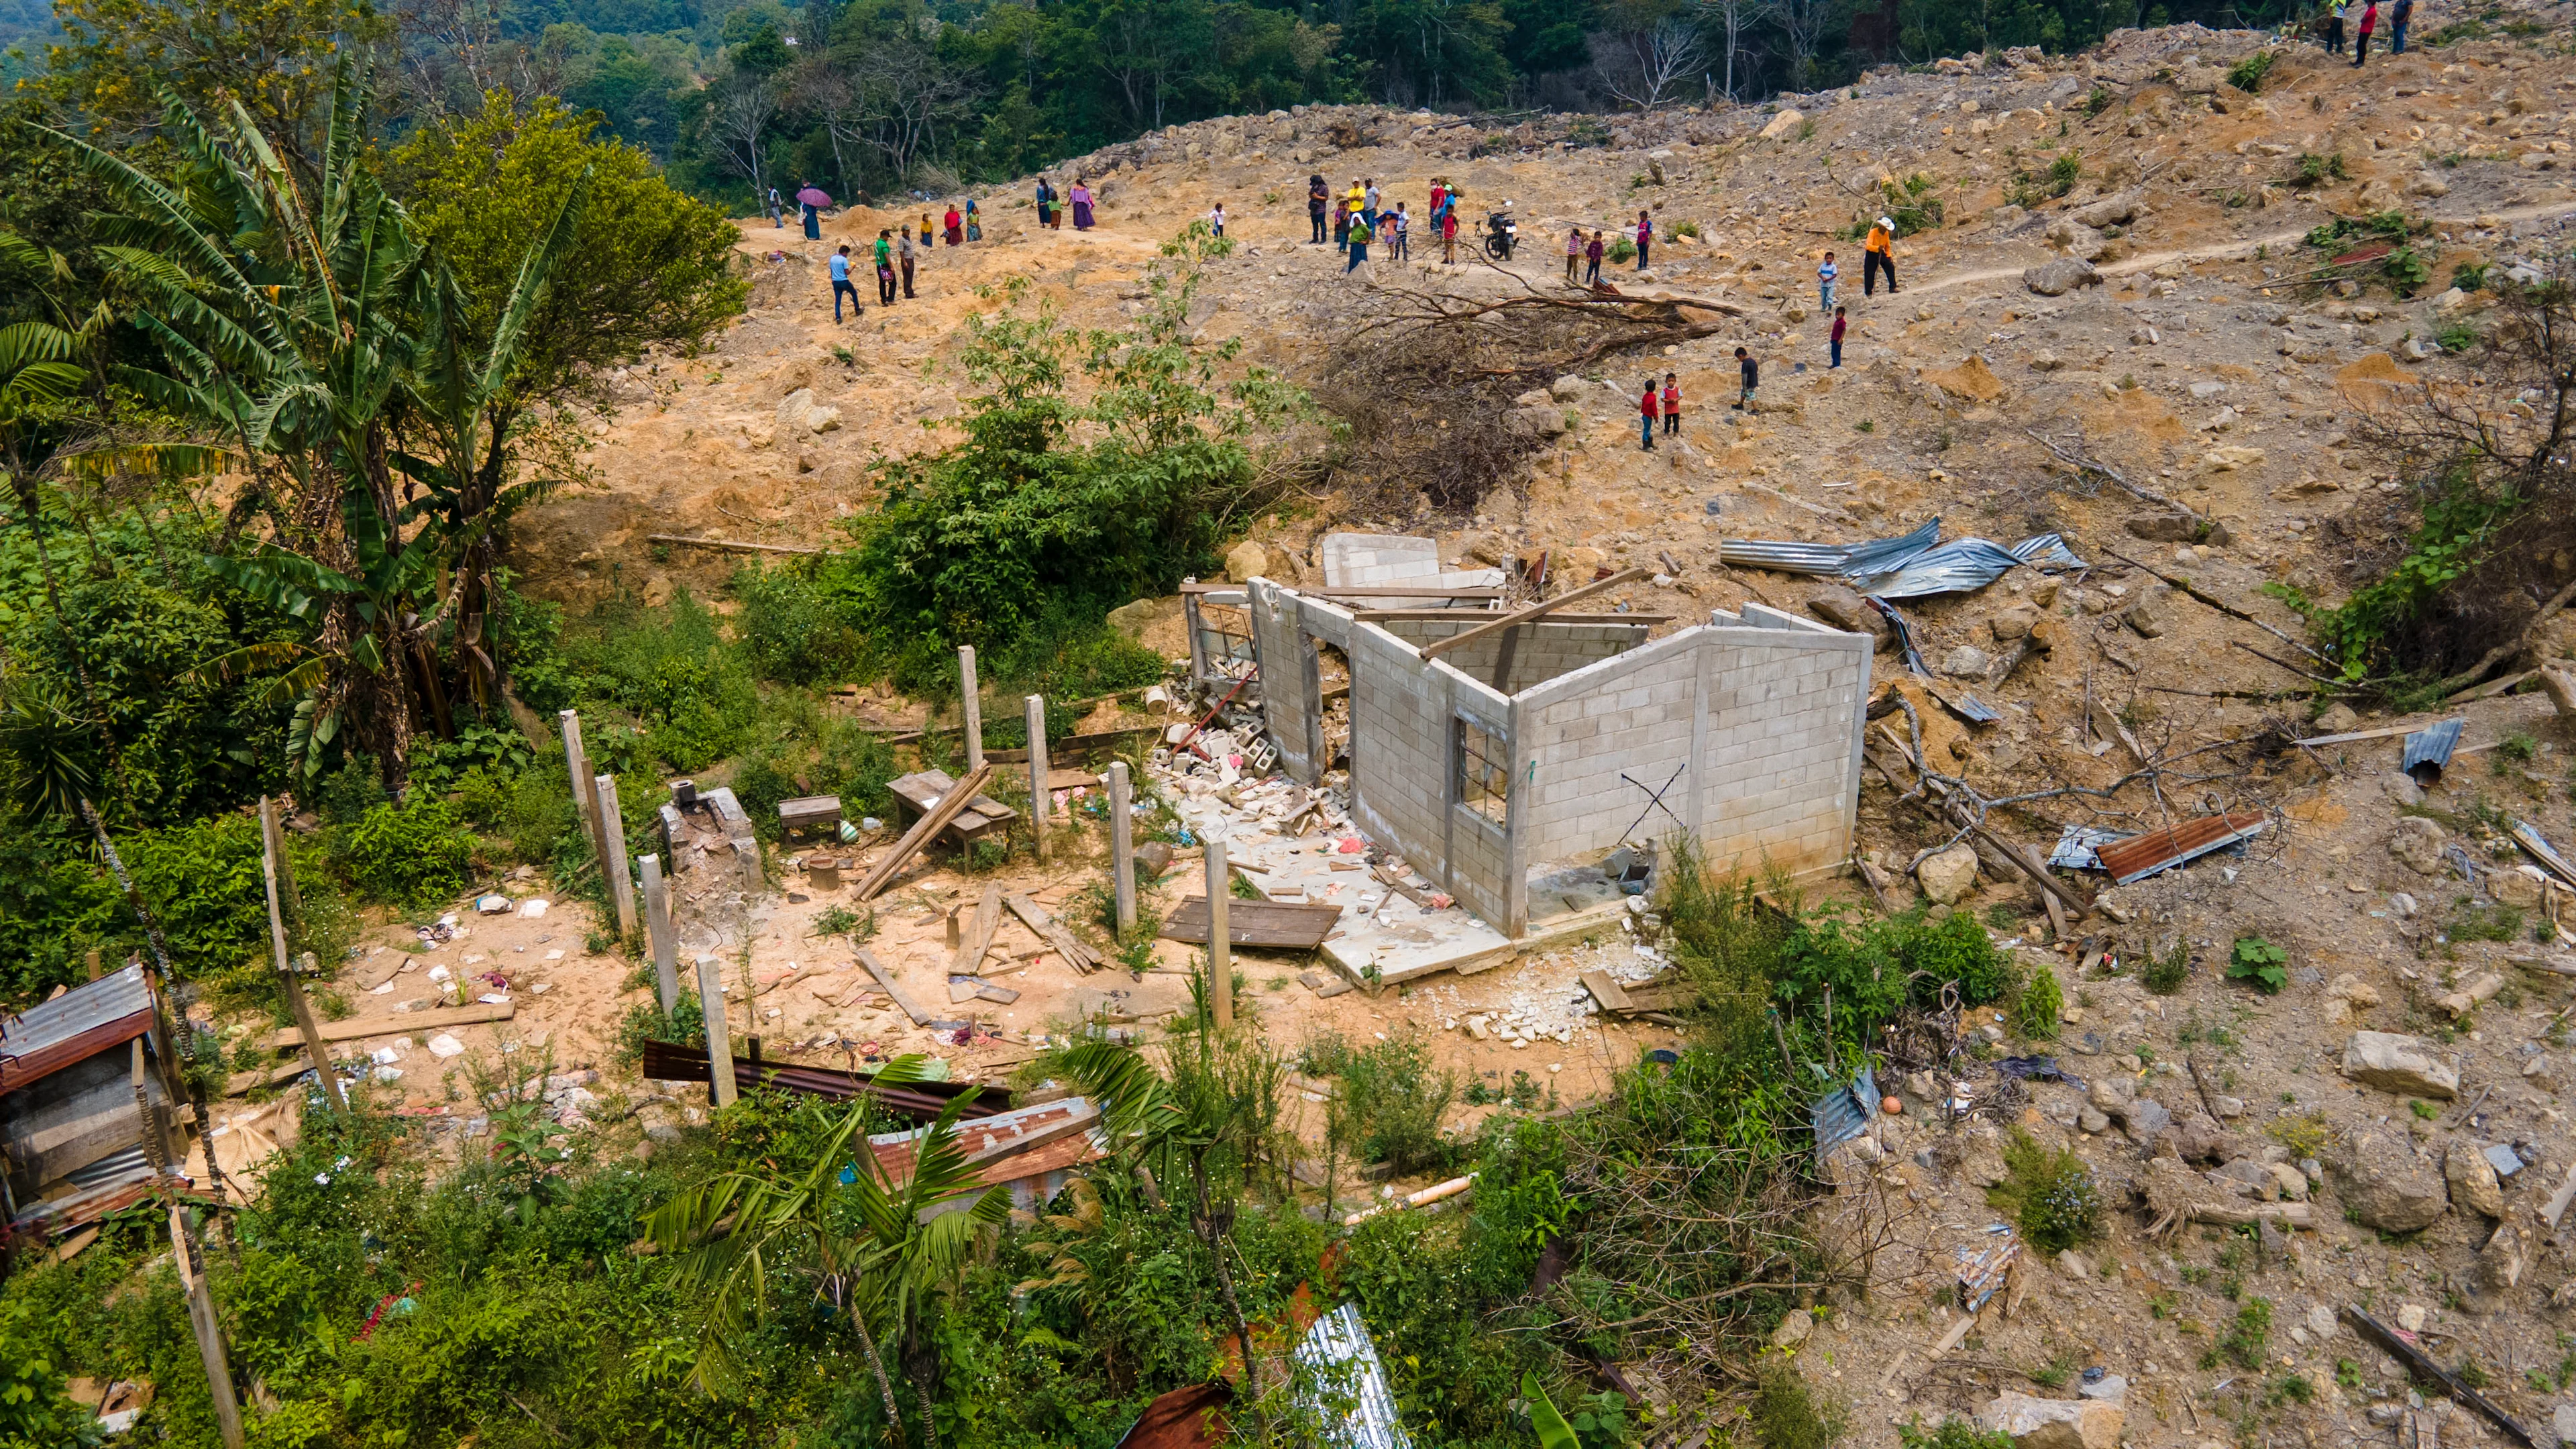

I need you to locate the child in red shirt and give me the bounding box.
[1660,373,1681,437]
[1638,379,1660,451]
[1440,209,1458,264]
[1830,305,1847,369]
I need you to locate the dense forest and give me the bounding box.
[7,0,2323,211]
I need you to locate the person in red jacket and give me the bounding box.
[1660,372,1681,437]
[1638,378,1660,451]
[1634,209,1653,270]
[1830,305,1847,369]
[2353,0,2379,64]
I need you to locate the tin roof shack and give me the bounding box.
[0,965,189,1236]
[1248,579,1870,944]
[657,779,759,890]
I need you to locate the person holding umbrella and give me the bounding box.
[796,182,828,240]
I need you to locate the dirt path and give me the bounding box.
[1911,198,2576,296]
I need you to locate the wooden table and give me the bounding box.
[887,770,1018,848]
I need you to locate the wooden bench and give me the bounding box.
[887,770,1018,848]
[778,795,844,840]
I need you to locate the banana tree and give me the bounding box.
[644,1061,1008,1448]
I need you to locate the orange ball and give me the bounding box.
[1881,1095,1904,1116]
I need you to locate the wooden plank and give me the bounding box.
[1580,970,1633,1014]
[1160,896,1344,949]
[1415,568,1650,661]
[1005,894,1102,974]
[777,796,843,833]
[857,764,998,900]
[647,534,819,556]
[2344,1307,2534,1448]
[857,949,934,1026]
[225,1057,316,1096]
[260,1001,515,1052]
[951,886,1004,977]
[262,797,344,1112]
[1183,582,1503,600]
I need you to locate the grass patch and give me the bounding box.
[1986,1129,2102,1252]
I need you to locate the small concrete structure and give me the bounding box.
[657,780,759,889]
[1319,531,1505,606]
[1248,578,1870,943]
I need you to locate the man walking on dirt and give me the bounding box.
[1863,216,1898,296]
[829,244,861,321]
[2392,0,2412,51]
[873,229,898,305]
[1309,175,1328,244]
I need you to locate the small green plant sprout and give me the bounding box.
[2228,937,2288,994]
[2226,50,2276,93]
[2409,1098,2440,1121]
[2143,939,2190,994]
[2203,1297,2273,1371]
[2014,966,2064,1040]
[2086,83,2114,115]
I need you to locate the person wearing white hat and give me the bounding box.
[1864,215,1898,296]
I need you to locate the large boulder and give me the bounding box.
[2024,258,2101,297]
[774,387,843,437]
[1807,584,1892,648]
[1758,108,1805,140]
[2446,1140,2506,1218]
[2342,1031,2460,1099]
[2071,191,2144,228]
[1917,846,1981,905]
[2387,816,2447,875]
[2046,219,2108,262]
[2124,511,2200,542]
[1978,1392,2124,1449]
[2335,1130,2449,1231]
[1225,539,1271,585]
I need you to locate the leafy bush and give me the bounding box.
[2084,83,2114,115]
[2013,965,2064,1039]
[2226,50,2275,93]
[1987,1129,2101,1252]
[1754,1360,1849,1449]
[1881,172,1944,237]
[731,560,877,687]
[2436,321,2479,353]
[1900,1417,2015,1449]
[2293,152,2351,189]
[2452,260,2491,292]
[2207,1297,2274,1369]
[2143,939,2190,994]
[2385,246,2431,298]
[1607,237,1636,263]
[2228,936,2288,994]
[337,799,476,906]
[1313,1032,1460,1175]
[2309,462,2530,684]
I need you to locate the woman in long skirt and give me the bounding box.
[965,199,981,240]
[1034,177,1053,228]
[944,204,963,245]
[1070,178,1095,230]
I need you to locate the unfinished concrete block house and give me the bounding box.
[1247,578,1872,938]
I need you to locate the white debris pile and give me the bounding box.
[1411,938,1676,1045]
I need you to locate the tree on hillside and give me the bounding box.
[802,2,984,193]
[39,0,390,178]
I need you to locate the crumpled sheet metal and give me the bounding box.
[1812,1063,1880,1163]
[1292,1302,1413,1449]
[2403,718,2465,782]
[1720,519,2086,598]
[2049,824,2135,871]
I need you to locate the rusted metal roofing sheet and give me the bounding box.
[2092,813,2270,885]
[0,965,156,1097]
[1115,1383,1231,1449]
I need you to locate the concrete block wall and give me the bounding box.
[1248,579,1321,785]
[1320,533,1439,587]
[1345,622,1515,928]
[1513,630,1707,868]
[1375,617,1645,694]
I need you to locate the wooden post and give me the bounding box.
[959,645,983,773]
[559,710,604,869]
[169,1200,245,1449]
[1025,695,1050,862]
[595,774,637,936]
[696,955,737,1108]
[1206,839,1232,1030]
[1109,762,1137,937]
[259,798,344,1112]
[641,855,678,1012]
[260,805,301,921]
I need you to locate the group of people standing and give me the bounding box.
[1312,175,1462,268]
[1034,176,1098,229]
[820,200,983,323]
[1560,211,1660,284]
[2320,0,2412,63]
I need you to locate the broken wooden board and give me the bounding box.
[260,1001,514,1051]
[225,1057,319,1095]
[1297,969,1354,999]
[1579,969,1633,1014]
[950,885,1004,977]
[885,768,1016,847]
[1160,897,1345,950]
[857,949,934,1026]
[1004,894,1103,974]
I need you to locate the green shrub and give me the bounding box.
[2452,260,2491,292]
[731,560,877,686]
[337,800,476,906]
[2143,939,2190,994]
[2228,936,2288,994]
[1900,1417,2015,1449]
[1754,1360,1849,1449]
[2385,246,2430,298]
[2293,152,2350,189]
[2206,1297,2273,1369]
[1988,1129,2102,1252]
[2013,966,2064,1039]
[2226,50,2275,93]
[2436,321,2479,353]
[2084,83,2114,115]
[1318,1033,1459,1175]
[1608,237,1636,263]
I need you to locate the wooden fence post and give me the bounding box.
[1025,695,1050,861]
[1206,839,1232,1030]
[595,774,637,936]
[959,645,983,773]
[696,954,737,1108]
[1109,761,1136,936]
[559,710,606,874]
[641,855,678,1012]
[170,1200,245,1449]
[259,798,343,1112]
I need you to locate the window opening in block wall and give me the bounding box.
[1456,716,1509,826]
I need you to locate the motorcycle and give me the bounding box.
[1483,210,1517,260]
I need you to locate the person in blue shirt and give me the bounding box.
[828,244,861,322]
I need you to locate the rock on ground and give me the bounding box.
[2024,258,2101,296]
[2342,1031,2460,1099]
[2336,1130,2450,1232]
[1979,1391,2124,1449]
[1918,845,1980,904]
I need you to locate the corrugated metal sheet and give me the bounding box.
[2049,825,2134,871]
[1868,596,1930,677]
[0,965,155,1097]
[2403,718,2464,782]
[1292,1303,1412,1449]
[1812,1063,1878,1162]
[1722,521,2087,599]
[2512,819,2576,889]
[2093,813,2270,885]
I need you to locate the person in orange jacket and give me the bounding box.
[1864,216,1897,295]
